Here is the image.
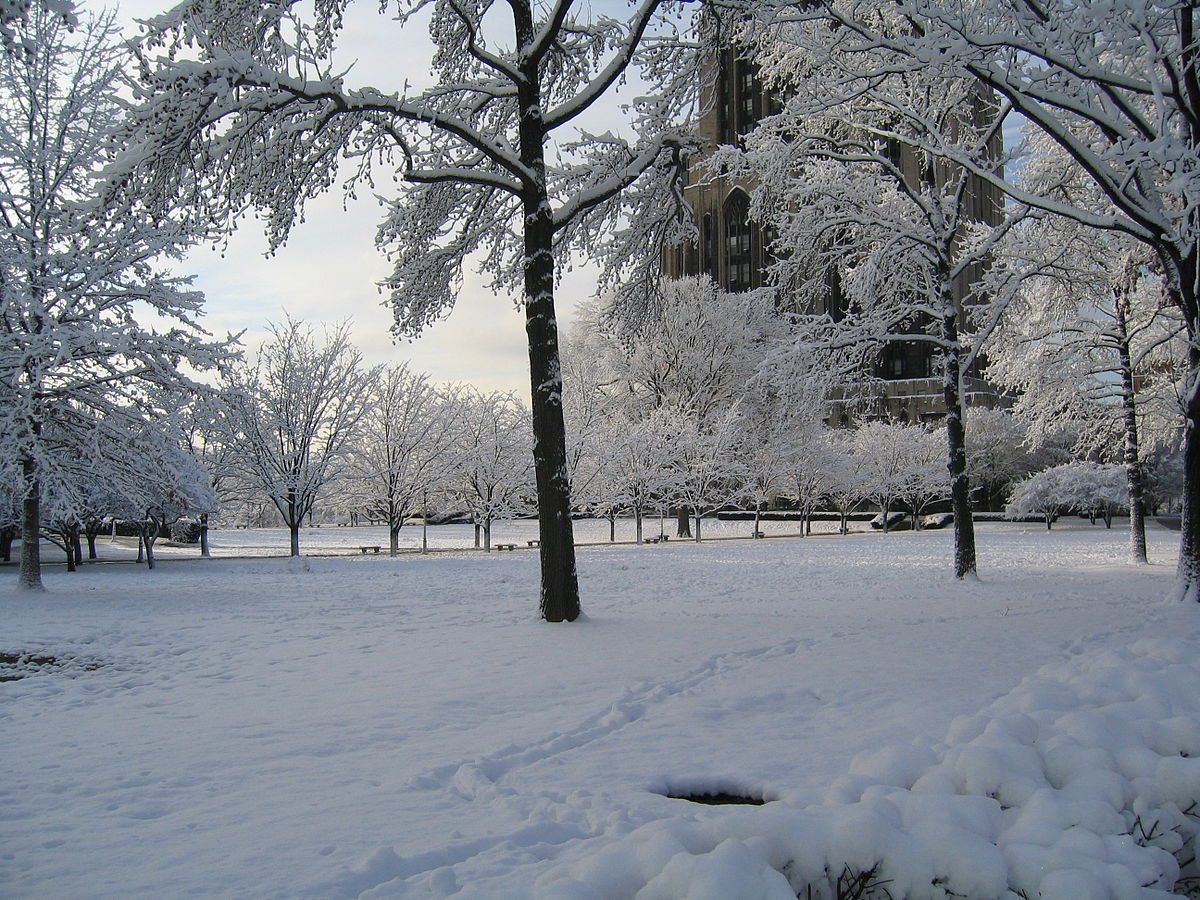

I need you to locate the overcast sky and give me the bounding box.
[115,0,612,396]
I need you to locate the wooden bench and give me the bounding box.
[495,543,517,551]
[359,545,381,554]
[527,540,540,548]
[643,536,662,544]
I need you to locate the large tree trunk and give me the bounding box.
[676,507,691,538]
[18,454,42,591]
[941,314,978,579]
[517,59,580,622]
[389,523,400,556]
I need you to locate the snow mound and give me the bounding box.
[536,639,1200,899]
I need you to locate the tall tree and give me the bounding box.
[728,16,1023,578]
[111,0,705,622]
[0,5,230,591]
[218,317,375,558]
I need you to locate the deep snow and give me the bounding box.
[2,520,1197,898]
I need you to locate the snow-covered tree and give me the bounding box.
[852,420,946,532]
[600,405,685,544]
[1008,462,1128,531]
[217,318,375,558]
[673,407,745,542]
[729,10,1024,577]
[348,365,461,556]
[0,6,231,590]
[781,0,1200,597]
[990,205,1183,563]
[111,0,709,623]
[449,390,532,552]
[964,408,1050,513]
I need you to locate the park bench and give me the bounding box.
[643,536,662,544]
[495,543,517,551]
[359,545,381,554]
[527,540,540,548]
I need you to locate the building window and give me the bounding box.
[724,191,754,292]
[702,213,716,281]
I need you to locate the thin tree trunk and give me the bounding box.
[289,524,300,557]
[199,513,210,558]
[694,513,702,542]
[137,534,145,563]
[18,454,43,591]
[753,502,762,538]
[390,524,400,556]
[608,512,615,542]
[474,521,481,549]
[0,527,13,562]
[86,527,99,560]
[484,517,492,552]
[1114,302,1148,563]
[71,528,82,567]
[635,506,643,543]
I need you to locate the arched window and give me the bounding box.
[724,191,754,292]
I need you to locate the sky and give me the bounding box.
[114,0,613,396]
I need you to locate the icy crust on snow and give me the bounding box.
[536,639,1200,900]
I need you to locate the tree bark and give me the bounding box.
[0,527,13,562]
[941,313,978,579]
[1113,296,1148,563]
[18,454,43,591]
[635,507,643,543]
[516,41,580,622]
[199,513,211,558]
[676,507,691,538]
[389,524,400,556]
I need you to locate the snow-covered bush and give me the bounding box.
[536,639,1200,899]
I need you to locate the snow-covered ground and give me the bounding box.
[3,520,1197,898]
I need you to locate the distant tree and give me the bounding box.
[349,365,462,556]
[601,406,684,544]
[964,408,1050,513]
[218,318,375,557]
[0,6,230,590]
[853,421,918,534]
[450,390,532,552]
[673,408,745,542]
[1008,462,1128,531]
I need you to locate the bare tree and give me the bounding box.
[218,317,375,557]
[348,365,462,556]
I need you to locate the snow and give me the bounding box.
[3,520,1198,898]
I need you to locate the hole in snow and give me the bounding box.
[662,790,768,806]
[0,651,102,682]
[655,780,774,806]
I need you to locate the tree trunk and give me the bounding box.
[635,506,643,543]
[71,528,82,568]
[483,516,492,552]
[144,531,157,570]
[753,502,762,538]
[694,513,702,542]
[608,512,616,542]
[389,524,400,556]
[881,502,890,534]
[474,521,481,549]
[18,454,43,591]
[199,513,211,558]
[0,527,13,562]
[137,533,145,563]
[676,507,691,538]
[517,63,580,622]
[941,313,978,578]
[1113,301,1148,563]
[289,523,300,557]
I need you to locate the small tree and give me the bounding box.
[349,366,461,556]
[450,390,532,552]
[218,318,375,557]
[1007,462,1128,531]
[672,408,746,542]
